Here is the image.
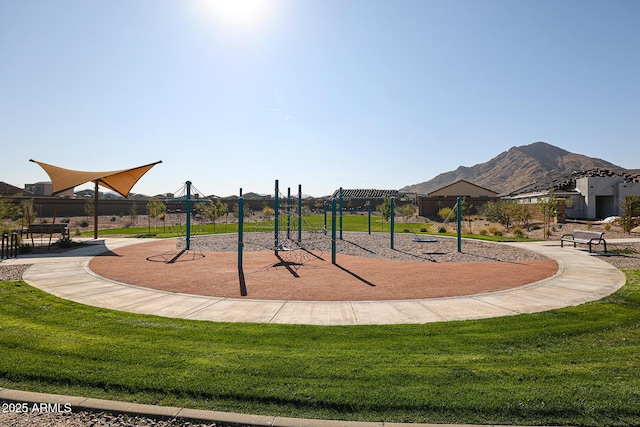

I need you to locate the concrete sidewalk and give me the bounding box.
[8,237,629,325]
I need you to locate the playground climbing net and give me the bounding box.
[164,181,212,250]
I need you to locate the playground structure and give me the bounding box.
[164,181,212,251]
[238,180,321,272]
[146,181,212,264]
[235,180,464,271]
[149,178,463,268]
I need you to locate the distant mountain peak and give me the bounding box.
[401,142,625,195]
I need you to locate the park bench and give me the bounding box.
[23,223,70,240]
[560,230,607,253]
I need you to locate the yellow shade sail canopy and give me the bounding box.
[30,160,162,197]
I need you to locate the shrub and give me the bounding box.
[80,220,89,228]
[419,226,429,233]
[438,226,447,233]
[609,247,639,255]
[478,229,488,236]
[437,207,453,222]
[487,225,503,236]
[55,236,75,248]
[512,226,525,237]
[480,200,528,230]
[19,243,33,254]
[110,216,116,222]
[604,223,611,232]
[586,222,593,230]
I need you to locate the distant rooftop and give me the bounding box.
[0,181,32,196]
[330,189,414,199]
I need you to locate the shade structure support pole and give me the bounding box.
[94,181,99,240]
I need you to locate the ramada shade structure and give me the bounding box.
[30,159,162,239]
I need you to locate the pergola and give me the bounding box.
[30,159,162,239]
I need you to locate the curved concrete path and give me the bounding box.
[7,237,629,325]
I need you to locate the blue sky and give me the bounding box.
[2,0,639,197]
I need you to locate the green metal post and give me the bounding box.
[367,202,371,235]
[238,194,244,269]
[331,198,337,265]
[323,201,327,232]
[298,184,302,243]
[457,196,462,253]
[287,187,291,240]
[339,187,343,240]
[390,196,395,250]
[274,179,279,256]
[185,180,192,250]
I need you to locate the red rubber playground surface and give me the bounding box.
[89,239,558,301]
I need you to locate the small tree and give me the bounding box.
[513,203,532,230]
[619,195,640,234]
[233,202,251,219]
[262,205,274,223]
[481,200,521,230]
[20,199,37,230]
[460,197,473,233]
[397,203,415,221]
[377,196,392,231]
[0,196,19,233]
[83,198,94,220]
[146,197,166,233]
[539,190,560,239]
[129,202,138,226]
[203,199,228,232]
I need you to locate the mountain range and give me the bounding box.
[400,141,633,195]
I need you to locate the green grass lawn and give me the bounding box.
[1,272,639,425]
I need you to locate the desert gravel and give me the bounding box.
[0,411,217,427]
[179,231,549,263]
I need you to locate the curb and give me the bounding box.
[1,387,510,427]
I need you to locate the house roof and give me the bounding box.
[0,181,31,196]
[30,159,162,197]
[429,180,498,196]
[330,189,403,199]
